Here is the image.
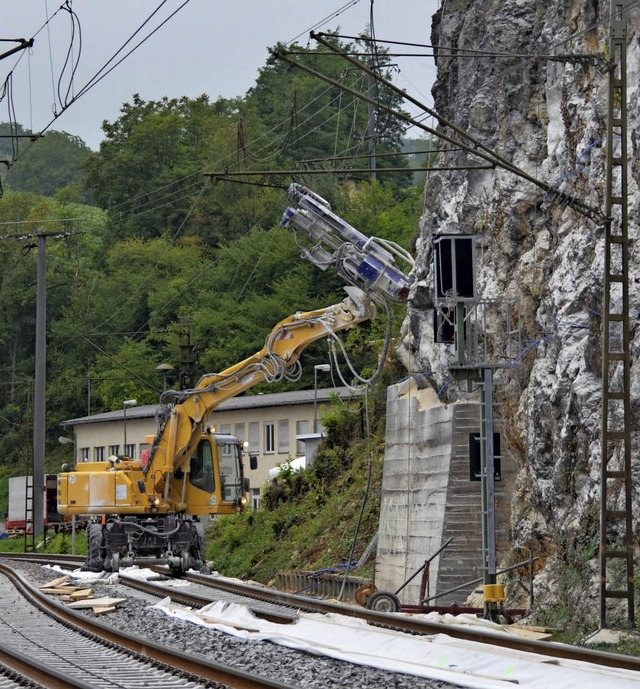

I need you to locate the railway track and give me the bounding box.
[4,553,640,687]
[146,566,640,674]
[0,560,297,689]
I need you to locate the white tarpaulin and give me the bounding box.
[42,564,192,587]
[151,597,640,689]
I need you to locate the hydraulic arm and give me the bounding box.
[58,183,412,574]
[145,286,376,506]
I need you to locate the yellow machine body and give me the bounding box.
[58,434,246,517]
[56,289,375,573]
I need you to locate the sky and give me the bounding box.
[3,0,441,150]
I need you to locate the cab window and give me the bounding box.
[190,440,215,493]
[218,441,242,502]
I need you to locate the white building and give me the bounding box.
[61,387,357,510]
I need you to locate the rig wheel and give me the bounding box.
[365,590,401,613]
[83,523,105,572]
[354,583,377,607]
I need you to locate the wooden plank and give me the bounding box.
[66,596,126,609]
[92,606,117,615]
[69,589,94,600]
[40,576,70,589]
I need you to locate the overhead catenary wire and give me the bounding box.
[286,0,363,44]
[85,40,378,219]
[56,2,82,110]
[8,0,195,164]
[111,78,357,218]
[2,6,405,382]
[141,58,383,211]
[277,37,605,223]
[2,0,370,216]
[316,33,607,62]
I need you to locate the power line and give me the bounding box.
[286,0,362,43]
[280,33,604,222]
[10,1,194,162]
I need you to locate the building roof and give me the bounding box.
[62,386,360,427]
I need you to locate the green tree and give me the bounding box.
[48,236,210,415]
[0,123,91,197]
[83,94,260,243]
[246,37,410,184]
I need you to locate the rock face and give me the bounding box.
[399,1,640,625]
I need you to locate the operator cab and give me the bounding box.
[182,434,247,514]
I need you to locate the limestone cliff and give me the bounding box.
[399,0,640,624]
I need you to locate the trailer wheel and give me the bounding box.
[365,590,401,613]
[83,523,105,572]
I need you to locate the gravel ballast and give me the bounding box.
[7,559,466,689]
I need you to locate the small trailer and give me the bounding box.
[5,474,71,534]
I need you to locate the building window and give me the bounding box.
[296,420,309,456]
[278,419,289,454]
[264,422,275,454]
[234,423,245,443]
[248,422,259,453]
[219,424,231,434]
[94,446,105,461]
[108,444,120,457]
[252,488,261,511]
[80,447,90,462]
[124,443,136,459]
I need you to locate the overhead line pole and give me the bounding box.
[33,234,46,539]
[600,0,634,630]
[0,38,33,62]
[366,60,377,180]
[0,229,82,540]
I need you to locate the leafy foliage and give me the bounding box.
[0,35,422,476]
[0,122,91,197]
[206,394,384,583]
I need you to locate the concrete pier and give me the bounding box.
[375,381,517,607]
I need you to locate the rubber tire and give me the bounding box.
[83,523,105,572]
[365,590,401,613]
[188,522,206,571]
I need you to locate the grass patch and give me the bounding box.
[0,531,86,556]
[206,391,385,584]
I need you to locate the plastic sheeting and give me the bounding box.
[42,565,640,688]
[43,564,193,587]
[151,597,640,689]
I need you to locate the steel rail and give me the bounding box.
[169,569,640,674]
[7,553,640,674]
[0,643,97,689]
[0,552,86,566]
[0,561,297,689]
